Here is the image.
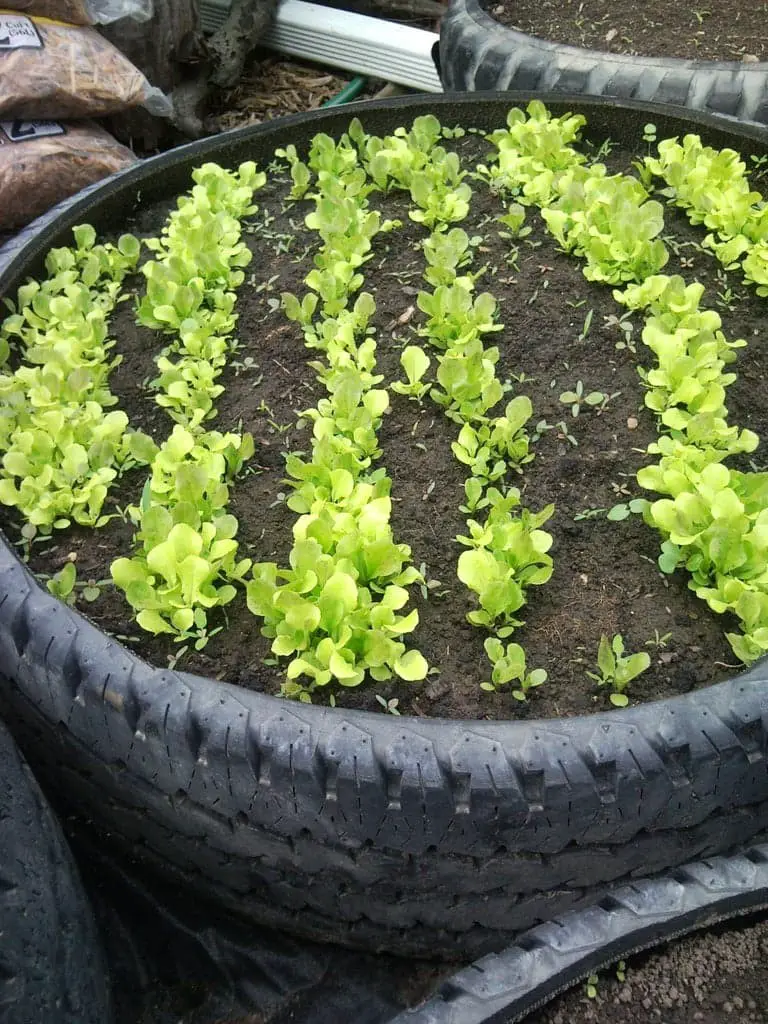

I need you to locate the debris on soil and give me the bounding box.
[208,51,367,132]
[486,0,768,62]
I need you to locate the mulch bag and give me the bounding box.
[0,0,152,24]
[0,119,136,230]
[0,12,171,118]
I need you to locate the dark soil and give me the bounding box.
[485,0,768,63]
[6,129,768,722]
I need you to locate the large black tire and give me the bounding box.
[0,717,110,1024]
[3,95,768,960]
[439,0,768,126]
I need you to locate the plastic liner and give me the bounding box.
[0,119,136,230]
[70,812,768,1024]
[68,826,445,1024]
[0,13,171,118]
[0,0,152,24]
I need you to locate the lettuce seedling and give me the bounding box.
[457,497,554,634]
[434,339,504,422]
[498,203,531,239]
[392,346,431,400]
[481,636,547,699]
[46,561,77,605]
[422,227,478,287]
[587,634,650,707]
[417,284,502,349]
[112,515,250,643]
[274,143,312,198]
[484,100,587,206]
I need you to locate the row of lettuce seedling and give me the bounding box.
[110,162,263,644]
[340,115,553,697]
[252,130,428,699]
[0,227,153,531]
[486,101,768,666]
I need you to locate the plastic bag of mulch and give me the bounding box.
[0,119,136,230]
[0,0,152,24]
[0,12,171,118]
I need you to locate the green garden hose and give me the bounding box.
[322,75,367,106]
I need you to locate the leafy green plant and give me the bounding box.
[481,637,547,699]
[498,202,531,239]
[46,561,77,605]
[457,494,554,634]
[587,634,651,706]
[392,345,431,400]
[111,426,253,645]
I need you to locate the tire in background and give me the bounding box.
[0,716,110,1024]
[439,0,768,126]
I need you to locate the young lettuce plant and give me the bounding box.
[481,637,547,699]
[392,346,431,400]
[587,634,651,707]
[457,491,554,635]
[111,425,254,645]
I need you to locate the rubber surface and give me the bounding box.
[439,0,768,126]
[3,94,768,958]
[391,843,768,1023]
[0,717,111,1024]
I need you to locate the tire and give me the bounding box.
[439,0,768,127]
[0,716,111,1024]
[2,94,768,960]
[391,842,768,1023]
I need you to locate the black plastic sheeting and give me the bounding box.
[68,825,446,1024]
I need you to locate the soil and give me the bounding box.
[484,0,768,63]
[4,128,768,723]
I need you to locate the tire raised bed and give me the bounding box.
[2,94,768,959]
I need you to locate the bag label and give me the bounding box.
[0,14,42,50]
[0,120,65,142]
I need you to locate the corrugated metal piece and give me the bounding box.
[199,0,442,93]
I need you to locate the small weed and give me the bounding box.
[578,308,594,341]
[646,630,673,650]
[574,507,608,521]
[375,694,401,715]
[606,497,648,521]
[559,380,607,417]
